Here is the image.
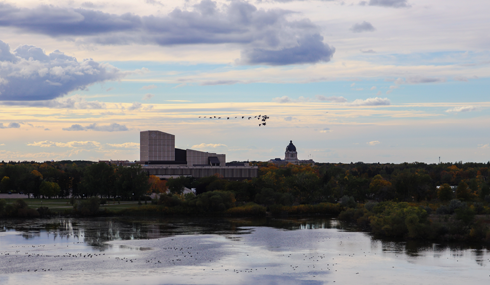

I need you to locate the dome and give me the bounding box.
[286,140,296,152]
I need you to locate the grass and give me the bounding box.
[2,198,142,212]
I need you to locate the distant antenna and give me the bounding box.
[439,156,441,164]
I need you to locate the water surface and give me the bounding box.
[1,217,489,284]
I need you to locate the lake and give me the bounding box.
[1,217,489,285]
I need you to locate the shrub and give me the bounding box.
[364,201,378,212]
[369,202,432,239]
[436,205,450,215]
[74,197,100,216]
[338,208,365,223]
[448,199,466,214]
[224,204,266,217]
[340,195,356,208]
[455,206,475,224]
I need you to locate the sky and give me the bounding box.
[0,0,489,164]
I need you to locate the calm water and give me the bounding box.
[0,217,489,285]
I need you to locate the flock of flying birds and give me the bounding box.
[198,114,270,126]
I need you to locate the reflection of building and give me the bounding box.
[269,140,314,166]
[139,130,257,179]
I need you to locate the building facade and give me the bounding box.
[270,140,314,166]
[139,130,257,179]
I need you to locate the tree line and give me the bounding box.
[1,160,490,205]
[0,161,149,200]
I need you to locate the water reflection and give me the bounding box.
[0,217,489,285]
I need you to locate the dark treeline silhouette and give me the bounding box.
[0,161,148,200]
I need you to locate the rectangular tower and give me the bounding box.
[140,130,175,162]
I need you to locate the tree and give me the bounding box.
[113,165,150,200]
[39,181,61,198]
[166,176,188,195]
[456,181,471,201]
[0,176,11,193]
[437,183,453,202]
[148,175,167,194]
[80,163,115,198]
[369,174,393,200]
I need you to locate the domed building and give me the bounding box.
[285,140,298,161]
[269,140,314,166]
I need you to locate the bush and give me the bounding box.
[187,191,236,213]
[455,206,475,224]
[436,205,450,215]
[74,197,100,216]
[369,202,432,239]
[224,204,266,217]
[100,198,107,205]
[340,195,356,208]
[364,201,378,212]
[338,208,365,223]
[448,199,466,214]
[2,199,40,218]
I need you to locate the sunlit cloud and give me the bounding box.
[27,140,101,148]
[107,142,139,148]
[191,143,228,149]
[367,141,381,146]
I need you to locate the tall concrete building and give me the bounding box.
[140,131,175,162]
[139,130,257,179]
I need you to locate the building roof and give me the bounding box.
[286,140,296,152]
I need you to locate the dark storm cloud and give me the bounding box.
[0,1,335,65]
[0,40,124,101]
[350,21,376,33]
[359,0,410,8]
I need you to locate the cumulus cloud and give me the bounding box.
[370,86,376,90]
[478,144,489,149]
[367,140,380,146]
[315,95,348,103]
[359,0,410,8]
[445,106,478,113]
[242,34,335,65]
[127,102,142,111]
[1,95,106,109]
[106,142,139,148]
[62,123,129,132]
[141,84,157,90]
[350,97,390,106]
[142,93,154,100]
[0,1,334,66]
[0,122,21,129]
[27,140,101,148]
[350,21,376,33]
[0,40,124,101]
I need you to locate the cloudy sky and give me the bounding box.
[0,0,489,163]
